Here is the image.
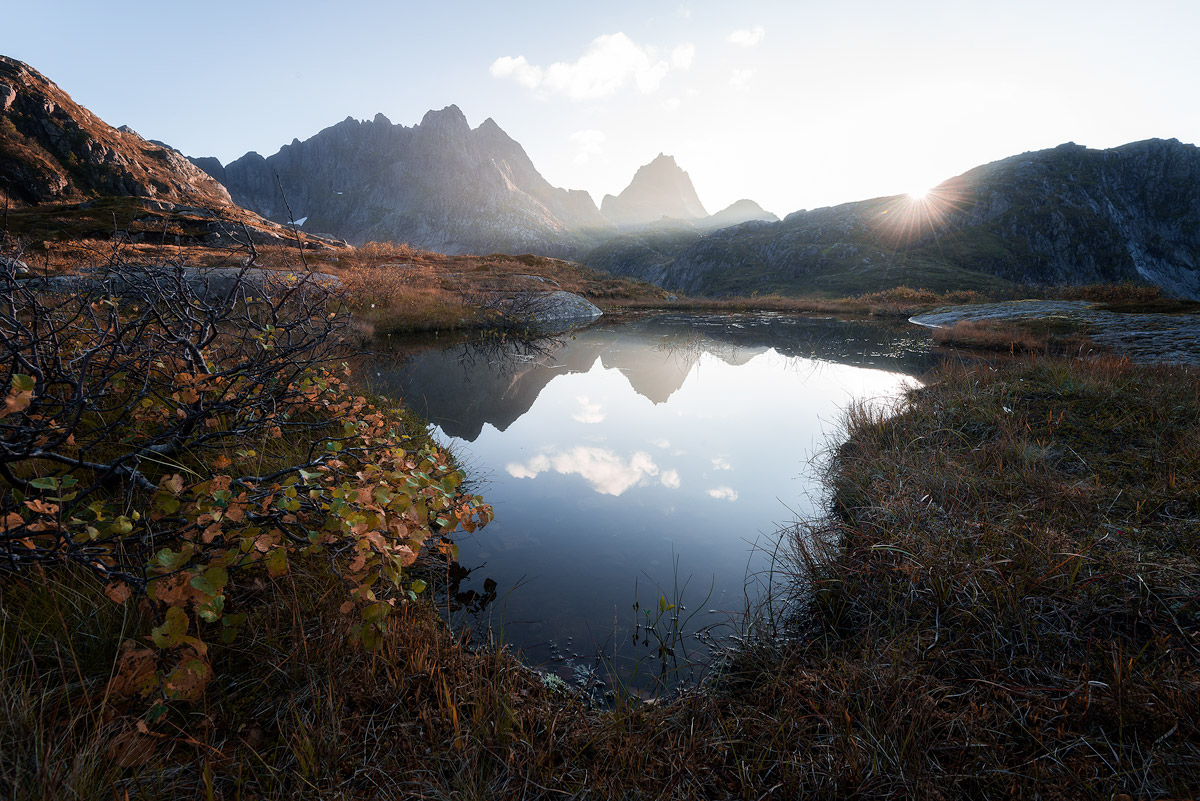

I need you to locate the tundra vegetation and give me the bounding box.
[1,238,1197,799]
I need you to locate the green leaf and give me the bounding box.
[264,546,289,577]
[361,602,391,624]
[189,566,227,597]
[156,544,192,570]
[196,594,225,622]
[29,477,58,490]
[360,624,380,651]
[11,374,35,392]
[150,606,188,649]
[410,579,427,594]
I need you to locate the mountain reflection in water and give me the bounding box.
[364,313,933,692]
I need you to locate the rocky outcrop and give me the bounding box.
[192,107,616,257]
[911,300,1200,365]
[0,55,232,209]
[600,154,708,229]
[585,139,1200,299]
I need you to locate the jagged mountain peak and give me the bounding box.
[602,153,708,228]
[419,104,469,131]
[193,104,614,255]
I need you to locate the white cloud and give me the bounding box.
[707,486,739,502]
[728,25,765,47]
[711,457,731,471]
[665,97,682,111]
[489,55,543,90]
[491,33,682,100]
[571,394,606,422]
[671,43,695,69]
[729,68,755,87]
[506,447,660,496]
[506,454,550,480]
[569,130,605,164]
[660,469,681,489]
[651,438,671,449]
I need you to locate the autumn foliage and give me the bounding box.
[0,256,491,712]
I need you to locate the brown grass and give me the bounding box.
[7,353,1197,799]
[5,237,1199,798]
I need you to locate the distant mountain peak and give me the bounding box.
[602,153,708,228]
[703,199,778,230]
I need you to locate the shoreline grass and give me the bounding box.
[4,237,1198,798]
[7,351,1195,799]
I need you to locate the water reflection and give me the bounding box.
[365,313,932,692]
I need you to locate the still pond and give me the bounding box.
[365,313,933,693]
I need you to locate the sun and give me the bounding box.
[907,187,930,200]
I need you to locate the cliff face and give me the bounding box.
[585,139,1200,299]
[0,55,232,209]
[194,107,615,257]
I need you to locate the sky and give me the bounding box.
[5,0,1199,217]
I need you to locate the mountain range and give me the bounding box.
[584,139,1200,299]
[3,53,1198,299]
[190,112,776,257]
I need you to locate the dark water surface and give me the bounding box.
[364,313,933,692]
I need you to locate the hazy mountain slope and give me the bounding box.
[193,107,615,257]
[585,139,1200,298]
[600,153,708,228]
[701,199,779,231]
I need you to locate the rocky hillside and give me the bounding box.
[0,55,232,209]
[585,139,1200,299]
[193,107,616,257]
[0,54,343,250]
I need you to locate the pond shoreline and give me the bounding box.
[8,289,1197,798]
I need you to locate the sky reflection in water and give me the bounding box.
[367,314,931,691]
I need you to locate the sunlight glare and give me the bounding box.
[907,187,930,200]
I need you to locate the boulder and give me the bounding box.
[21,264,342,302]
[497,290,602,332]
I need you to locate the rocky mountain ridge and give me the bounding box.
[194,120,778,257]
[585,139,1200,299]
[192,107,617,258]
